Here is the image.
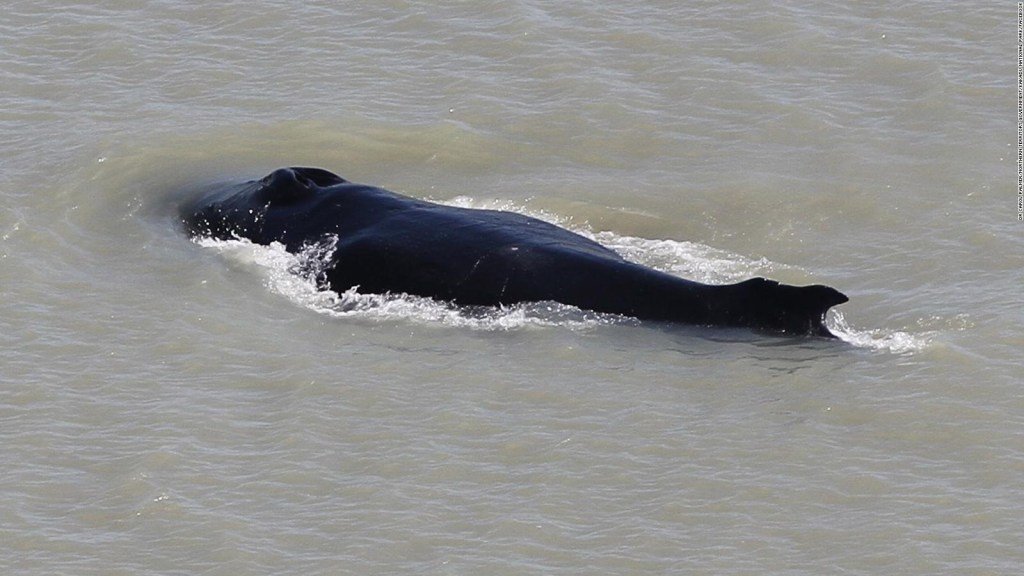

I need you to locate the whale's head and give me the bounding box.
[726,278,849,337]
[180,167,348,245]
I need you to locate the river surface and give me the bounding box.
[1,2,1019,574]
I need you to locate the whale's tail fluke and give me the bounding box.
[729,277,849,337]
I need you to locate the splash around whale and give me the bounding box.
[180,167,848,337]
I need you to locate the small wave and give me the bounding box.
[195,237,623,331]
[589,231,779,284]
[827,310,935,354]
[443,196,779,283]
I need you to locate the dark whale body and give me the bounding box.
[180,167,848,336]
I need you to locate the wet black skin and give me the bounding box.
[180,167,848,336]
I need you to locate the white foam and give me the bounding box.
[827,310,934,354]
[588,231,778,284]
[195,236,621,331]
[443,196,777,283]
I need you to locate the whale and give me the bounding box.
[180,167,848,336]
